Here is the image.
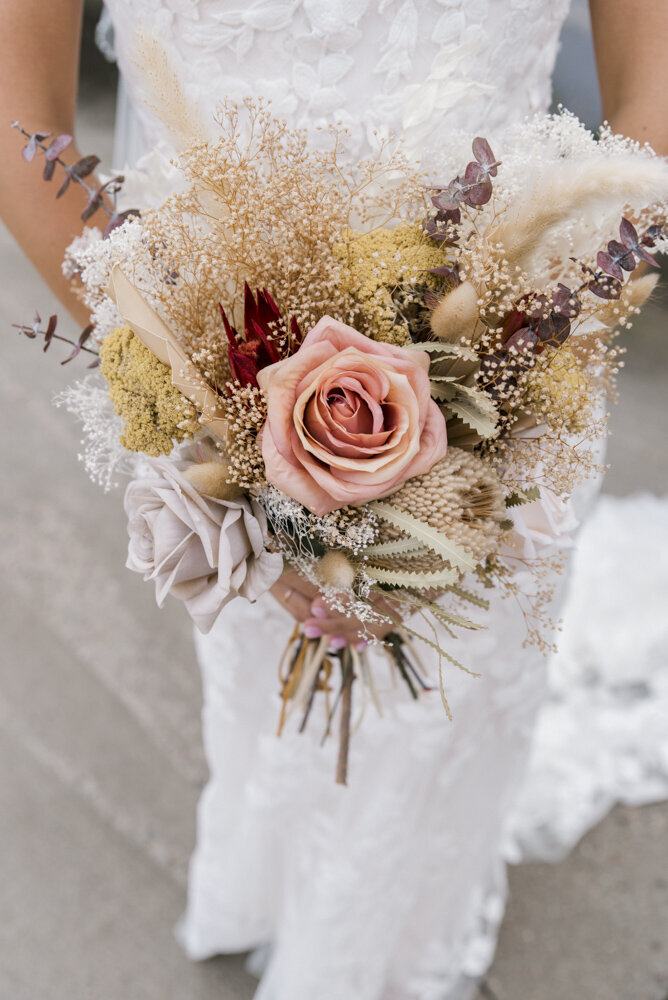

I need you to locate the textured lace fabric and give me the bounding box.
[104,0,571,164]
[98,3,599,999]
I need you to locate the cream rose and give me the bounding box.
[257,317,447,515]
[124,457,283,632]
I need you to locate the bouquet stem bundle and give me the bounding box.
[12,104,668,781]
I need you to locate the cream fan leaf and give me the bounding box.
[364,565,459,588]
[363,537,428,558]
[370,502,478,573]
[432,381,499,438]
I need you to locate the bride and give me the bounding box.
[2,2,667,998]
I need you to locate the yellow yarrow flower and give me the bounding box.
[337,224,447,346]
[530,346,591,435]
[100,326,201,456]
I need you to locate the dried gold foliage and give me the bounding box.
[525,346,591,435]
[99,326,200,455]
[136,102,426,383]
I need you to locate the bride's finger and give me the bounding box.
[269,583,313,622]
[302,615,362,638]
[310,595,336,617]
[280,570,320,601]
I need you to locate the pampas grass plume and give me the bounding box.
[487,155,668,279]
[133,32,209,151]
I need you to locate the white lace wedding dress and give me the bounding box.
[100,3,668,998]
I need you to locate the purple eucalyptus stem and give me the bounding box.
[11,121,131,235]
[13,315,99,367]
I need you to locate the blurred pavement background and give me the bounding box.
[0,2,666,998]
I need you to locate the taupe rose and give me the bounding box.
[124,457,283,632]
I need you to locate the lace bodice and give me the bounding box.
[103,0,572,161]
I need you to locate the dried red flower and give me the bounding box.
[220,284,302,389]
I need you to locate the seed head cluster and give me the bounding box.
[224,382,268,490]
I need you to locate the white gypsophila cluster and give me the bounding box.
[55,374,137,491]
[78,216,144,292]
[89,296,126,343]
[256,484,378,556]
[62,225,104,279]
[63,216,160,342]
[255,485,391,636]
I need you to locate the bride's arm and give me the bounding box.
[590,0,668,155]
[0,0,330,638]
[0,0,91,326]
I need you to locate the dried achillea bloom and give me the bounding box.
[100,326,200,455]
[337,224,447,345]
[525,346,592,435]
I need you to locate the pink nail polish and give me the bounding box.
[303,624,322,639]
[311,604,328,619]
[355,640,368,652]
[329,635,347,650]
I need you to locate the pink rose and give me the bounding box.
[257,317,447,515]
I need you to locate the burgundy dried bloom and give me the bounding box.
[221,285,301,389]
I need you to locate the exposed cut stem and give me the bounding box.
[336,650,354,786]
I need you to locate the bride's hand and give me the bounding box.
[303,593,398,648]
[269,570,396,648]
[269,570,321,624]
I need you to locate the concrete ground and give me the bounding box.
[0,13,667,1000]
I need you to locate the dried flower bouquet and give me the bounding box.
[13,105,668,782]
